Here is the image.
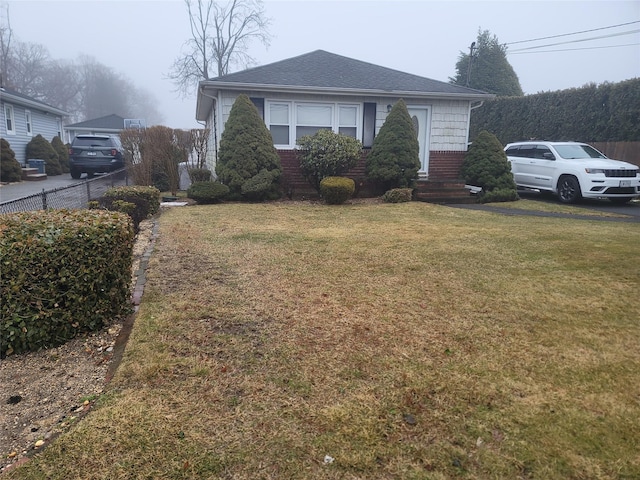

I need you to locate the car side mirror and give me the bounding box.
[543,152,555,160]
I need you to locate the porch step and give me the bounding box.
[21,167,48,181]
[413,179,478,204]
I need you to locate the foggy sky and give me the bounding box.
[6,0,640,129]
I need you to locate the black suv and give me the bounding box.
[68,135,124,179]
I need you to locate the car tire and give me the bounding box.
[557,176,581,204]
[70,168,81,179]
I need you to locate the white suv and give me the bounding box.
[504,141,640,204]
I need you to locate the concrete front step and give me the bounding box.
[25,173,48,181]
[21,167,47,181]
[414,178,477,204]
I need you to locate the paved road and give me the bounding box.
[0,174,87,203]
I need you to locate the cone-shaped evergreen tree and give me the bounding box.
[461,130,517,202]
[216,94,282,200]
[51,136,70,173]
[365,99,421,191]
[26,134,62,175]
[1,138,23,182]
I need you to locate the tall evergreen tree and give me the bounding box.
[450,30,523,97]
[216,94,282,200]
[365,99,421,192]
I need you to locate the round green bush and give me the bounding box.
[187,181,230,204]
[188,168,212,182]
[26,134,61,176]
[320,176,355,205]
[382,188,413,203]
[51,136,70,173]
[1,138,22,183]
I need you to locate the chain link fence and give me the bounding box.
[0,169,130,214]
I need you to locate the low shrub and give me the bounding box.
[187,181,229,204]
[188,168,212,182]
[320,176,355,205]
[241,169,281,201]
[90,195,147,232]
[104,186,161,217]
[479,188,519,203]
[382,188,413,203]
[0,209,134,357]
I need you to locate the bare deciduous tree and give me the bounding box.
[0,2,13,87]
[189,128,210,168]
[168,0,271,96]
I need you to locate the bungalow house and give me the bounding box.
[195,50,494,198]
[0,87,69,165]
[64,114,146,143]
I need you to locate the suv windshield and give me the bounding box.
[73,137,113,147]
[554,144,606,160]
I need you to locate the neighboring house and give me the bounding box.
[196,50,494,196]
[0,87,69,165]
[65,114,127,143]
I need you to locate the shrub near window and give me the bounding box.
[0,209,134,357]
[0,138,22,183]
[296,129,363,193]
[320,176,355,204]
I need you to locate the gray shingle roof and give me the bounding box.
[208,50,486,95]
[65,114,125,129]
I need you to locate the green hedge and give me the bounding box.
[187,181,229,204]
[470,78,640,143]
[104,186,161,216]
[0,209,135,357]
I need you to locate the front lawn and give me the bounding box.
[8,202,640,479]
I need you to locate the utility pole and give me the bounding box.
[466,41,476,87]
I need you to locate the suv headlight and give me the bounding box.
[584,168,605,174]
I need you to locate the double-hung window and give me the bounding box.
[4,104,15,135]
[25,110,32,136]
[266,100,360,148]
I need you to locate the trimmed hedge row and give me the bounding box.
[90,186,160,232]
[470,78,640,143]
[0,209,135,357]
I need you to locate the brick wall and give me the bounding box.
[278,149,467,198]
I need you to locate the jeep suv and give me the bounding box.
[68,135,124,179]
[504,141,640,204]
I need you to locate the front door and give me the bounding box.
[407,106,431,176]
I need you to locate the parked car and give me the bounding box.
[504,141,640,204]
[68,135,124,179]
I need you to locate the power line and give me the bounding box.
[508,29,640,53]
[505,20,640,46]
[509,42,640,55]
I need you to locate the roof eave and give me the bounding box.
[1,91,70,116]
[199,81,494,101]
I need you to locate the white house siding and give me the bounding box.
[215,91,470,151]
[1,100,64,164]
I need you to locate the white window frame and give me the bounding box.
[265,100,361,148]
[4,104,15,135]
[25,109,32,136]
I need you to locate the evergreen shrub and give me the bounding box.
[188,168,212,182]
[26,134,61,175]
[296,129,362,193]
[241,169,281,201]
[51,136,70,173]
[104,185,161,217]
[382,188,413,203]
[366,99,421,192]
[216,94,282,200]
[187,181,229,204]
[461,130,518,203]
[0,209,134,357]
[319,176,355,204]
[0,138,22,183]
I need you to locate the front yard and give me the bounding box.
[6,201,640,479]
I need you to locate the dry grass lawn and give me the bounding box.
[7,201,640,479]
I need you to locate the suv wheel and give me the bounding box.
[557,175,581,204]
[70,168,82,180]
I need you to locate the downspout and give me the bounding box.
[198,86,219,171]
[466,100,485,147]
